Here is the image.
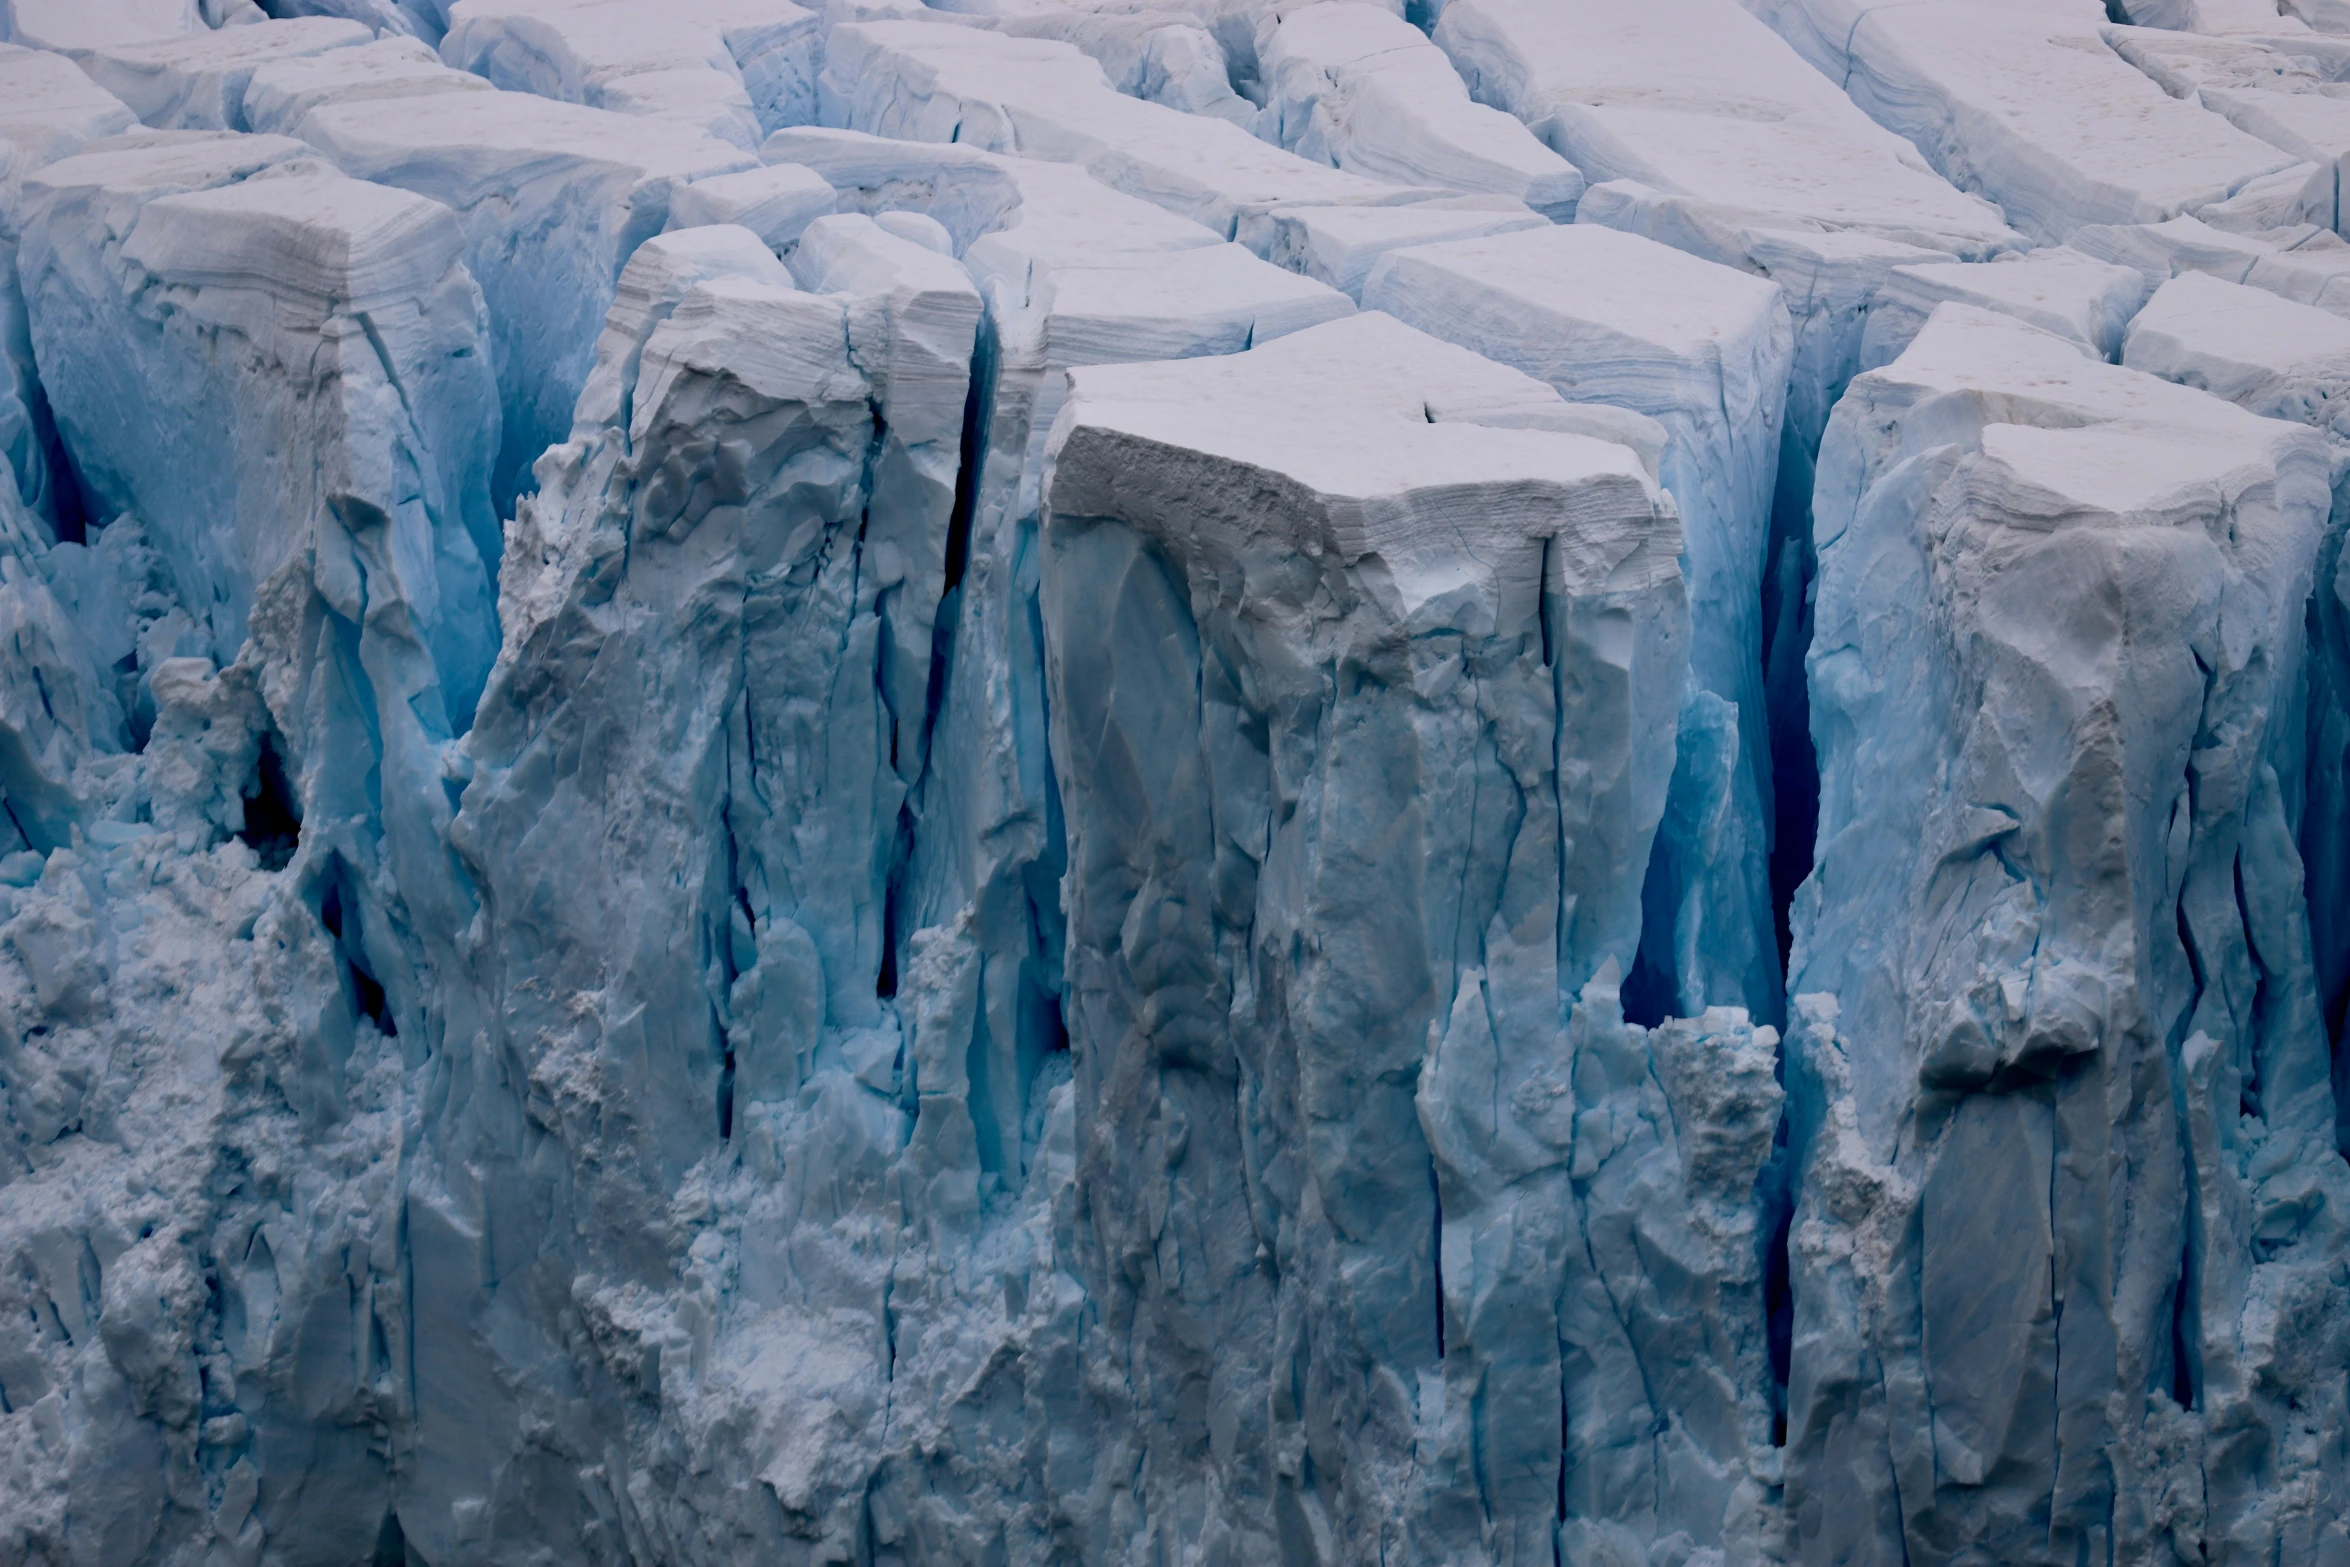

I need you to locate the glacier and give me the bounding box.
[8,2,2350,1566]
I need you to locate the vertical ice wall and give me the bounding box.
[1790,304,2350,1564]
[1363,223,1793,1020]
[1042,310,1784,1562]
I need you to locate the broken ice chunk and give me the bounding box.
[439,0,820,145]
[1775,3,2301,241]
[1042,309,1686,1559]
[71,16,372,133]
[1364,222,1791,1018]
[1860,247,2149,370]
[665,163,833,253]
[821,20,1447,247]
[2072,212,2350,317]
[1435,0,2018,256]
[571,222,793,442]
[19,145,501,717]
[289,87,753,511]
[0,45,136,533]
[1253,0,1583,219]
[2124,267,2350,432]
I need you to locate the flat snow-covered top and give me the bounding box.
[120,172,466,309]
[1048,311,1666,583]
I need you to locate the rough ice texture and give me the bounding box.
[1857,247,2149,370]
[1042,311,1778,1563]
[284,86,753,511]
[1792,304,2350,1563]
[1251,0,1581,219]
[818,19,1449,247]
[13,4,2350,1567]
[1362,223,1791,1023]
[69,16,373,132]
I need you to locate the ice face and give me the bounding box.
[0,45,137,539]
[287,88,753,511]
[14,6,2350,1567]
[1791,302,2349,1564]
[1041,312,1717,1561]
[438,0,822,150]
[1363,223,1792,1021]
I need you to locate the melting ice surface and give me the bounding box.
[6,0,2350,1563]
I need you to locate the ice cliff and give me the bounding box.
[6,3,2350,1566]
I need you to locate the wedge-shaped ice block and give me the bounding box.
[2125,267,2350,431]
[820,20,1443,245]
[1789,304,2349,1562]
[1859,246,2148,370]
[1254,0,1582,218]
[1042,308,1698,1561]
[289,86,753,511]
[71,16,372,133]
[1250,196,1545,300]
[1365,223,1791,1019]
[1779,3,2300,241]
